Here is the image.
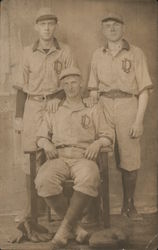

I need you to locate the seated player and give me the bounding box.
[35,67,113,249]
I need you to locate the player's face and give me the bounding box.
[62,76,81,99]
[102,20,124,42]
[36,20,57,41]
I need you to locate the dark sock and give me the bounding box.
[45,193,68,218]
[64,191,91,226]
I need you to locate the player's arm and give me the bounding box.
[129,90,149,138]
[84,105,113,160]
[130,48,153,138]
[14,48,29,132]
[37,114,58,159]
[84,137,112,160]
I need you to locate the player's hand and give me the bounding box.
[84,141,101,160]
[129,121,143,138]
[43,141,58,159]
[14,117,23,134]
[83,96,98,108]
[47,98,60,113]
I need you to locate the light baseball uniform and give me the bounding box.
[35,101,113,198]
[88,39,153,170]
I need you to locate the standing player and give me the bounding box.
[14,7,75,222]
[88,13,153,219]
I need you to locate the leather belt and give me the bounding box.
[56,144,85,150]
[100,90,133,99]
[28,93,57,102]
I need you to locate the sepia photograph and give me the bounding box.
[0,0,158,249]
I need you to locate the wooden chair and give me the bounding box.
[26,149,110,228]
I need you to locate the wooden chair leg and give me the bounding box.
[47,206,52,222]
[29,152,38,224]
[98,152,110,228]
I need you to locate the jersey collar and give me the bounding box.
[62,99,85,111]
[103,39,130,53]
[32,37,61,53]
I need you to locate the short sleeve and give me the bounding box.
[135,48,153,94]
[88,52,99,91]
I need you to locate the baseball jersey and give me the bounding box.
[15,37,75,95]
[88,39,153,95]
[36,101,113,149]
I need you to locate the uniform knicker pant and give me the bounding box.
[35,158,100,198]
[21,99,48,174]
[22,99,47,152]
[99,95,141,171]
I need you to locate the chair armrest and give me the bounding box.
[24,147,44,154]
[24,150,37,154]
[100,145,113,153]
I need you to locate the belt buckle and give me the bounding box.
[36,96,43,101]
[42,95,47,101]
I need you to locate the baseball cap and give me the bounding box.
[59,67,81,81]
[101,12,124,24]
[35,7,58,23]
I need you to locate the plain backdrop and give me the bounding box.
[0,0,157,215]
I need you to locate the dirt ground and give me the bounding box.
[0,213,158,250]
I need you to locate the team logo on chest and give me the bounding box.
[54,60,62,75]
[122,58,132,73]
[81,114,91,129]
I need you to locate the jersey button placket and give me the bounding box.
[42,55,48,94]
[111,56,117,88]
